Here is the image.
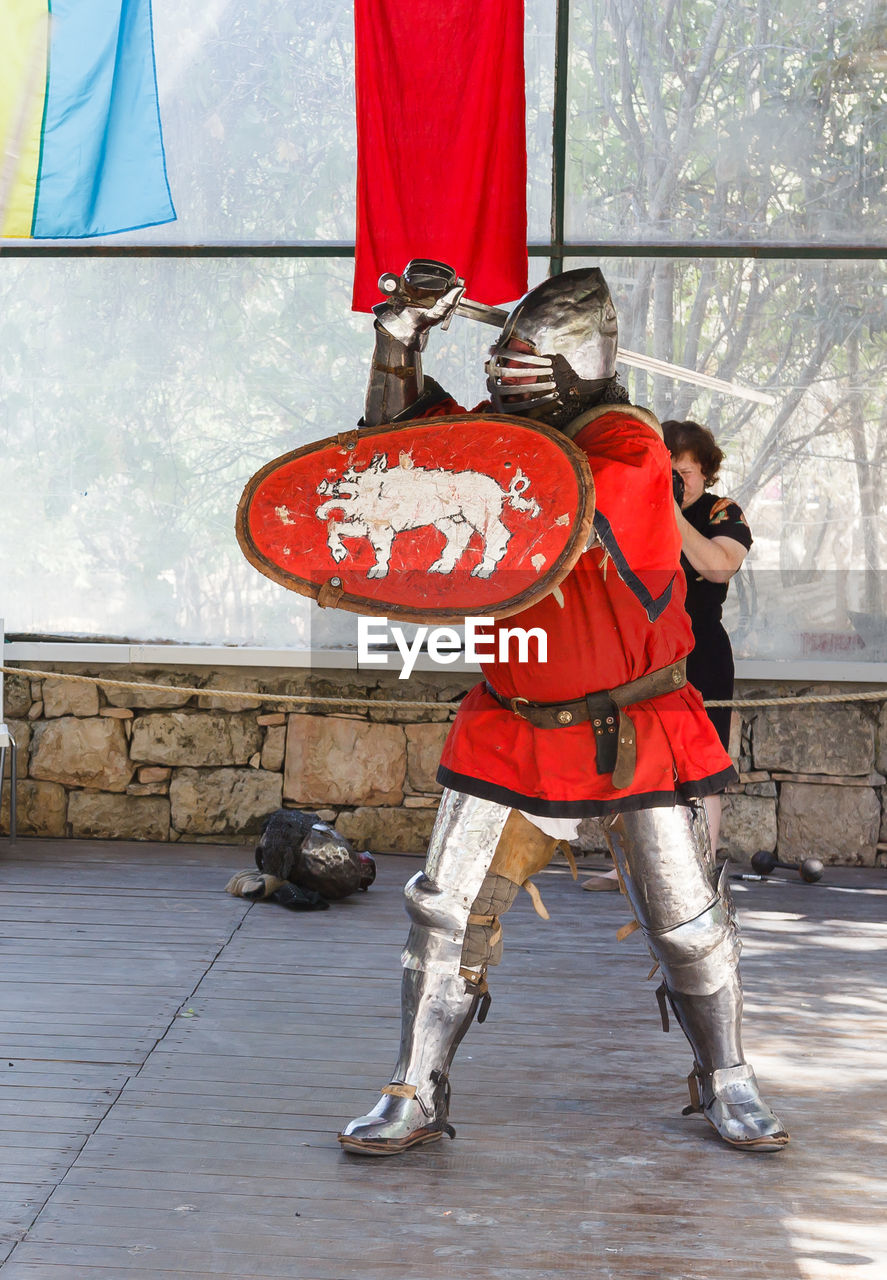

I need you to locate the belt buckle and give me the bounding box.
[509,696,530,717]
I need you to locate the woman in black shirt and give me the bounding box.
[664,419,752,851]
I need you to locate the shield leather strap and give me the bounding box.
[485,657,686,790]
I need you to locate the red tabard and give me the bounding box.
[424,400,736,817]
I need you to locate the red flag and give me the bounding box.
[352,0,528,312]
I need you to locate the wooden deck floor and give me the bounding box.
[0,836,885,1280]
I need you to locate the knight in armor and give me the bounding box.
[338,263,788,1156]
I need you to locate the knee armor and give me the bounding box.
[402,870,480,975]
[652,863,741,995]
[460,873,520,972]
[605,804,741,995]
[401,798,567,980]
[401,790,511,976]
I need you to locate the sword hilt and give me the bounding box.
[377,263,506,329]
[377,260,462,306]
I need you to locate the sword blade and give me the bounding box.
[455,298,509,327]
[453,298,776,407]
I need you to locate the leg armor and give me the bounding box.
[337,967,481,1155]
[339,799,563,1155]
[339,790,510,1155]
[400,789,514,977]
[605,803,788,1151]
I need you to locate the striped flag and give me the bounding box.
[1,0,175,239]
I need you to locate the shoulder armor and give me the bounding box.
[562,402,664,441]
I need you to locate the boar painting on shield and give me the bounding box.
[236,414,594,624]
[314,451,541,581]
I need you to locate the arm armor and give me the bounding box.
[364,323,424,427]
[363,265,464,426]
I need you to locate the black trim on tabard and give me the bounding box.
[436,764,737,818]
[593,510,675,622]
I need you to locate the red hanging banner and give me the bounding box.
[352,0,528,313]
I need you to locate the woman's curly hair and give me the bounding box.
[661,419,723,487]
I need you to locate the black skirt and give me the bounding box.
[686,617,734,752]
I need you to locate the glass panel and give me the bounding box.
[566,0,887,244]
[0,257,515,647]
[2,1,552,248]
[5,254,886,661]
[129,0,357,244]
[526,0,556,242]
[568,255,887,662]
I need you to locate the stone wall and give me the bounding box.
[721,684,886,867]
[1,663,463,851]
[3,665,886,866]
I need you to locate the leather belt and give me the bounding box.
[485,658,687,791]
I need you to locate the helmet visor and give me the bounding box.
[485,345,557,414]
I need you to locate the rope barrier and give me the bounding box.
[4,664,887,712]
[0,665,449,712]
[707,690,887,707]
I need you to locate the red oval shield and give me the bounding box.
[236,414,594,623]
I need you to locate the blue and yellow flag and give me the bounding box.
[1,0,175,238]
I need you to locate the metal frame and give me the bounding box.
[1,0,884,266]
[549,0,571,276]
[2,243,885,262]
